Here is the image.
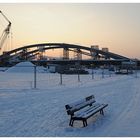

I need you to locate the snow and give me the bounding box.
[6,61,35,73]
[0,67,140,137]
[6,61,48,74]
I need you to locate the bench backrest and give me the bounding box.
[65,95,95,116]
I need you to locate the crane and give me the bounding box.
[0,10,11,51]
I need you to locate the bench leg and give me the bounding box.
[83,119,87,127]
[71,119,74,126]
[100,109,104,115]
[85,120,87,126]
[69,118,74,126]
[70,118,88,127]
[69,118,72,126]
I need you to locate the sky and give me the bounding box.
[0,3,140,59]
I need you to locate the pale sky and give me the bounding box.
[0,3,140,59]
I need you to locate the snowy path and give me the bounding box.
[0,73,140,136]
[102,78,140,137]
[95,77,140,136]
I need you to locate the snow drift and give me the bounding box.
[6,61,35,73]
[6,61,47,73]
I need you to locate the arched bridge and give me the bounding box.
[0,43,130,63]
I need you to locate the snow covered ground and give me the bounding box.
[0,64,140,137]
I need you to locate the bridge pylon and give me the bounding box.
[63,47,69,60]
[38,46,45,60]
[90,45,100,60]
[74,48,82,60]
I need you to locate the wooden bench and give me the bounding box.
[65,95,108,127]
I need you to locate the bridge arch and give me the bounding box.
[0,43,130,61]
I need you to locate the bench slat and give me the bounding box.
[82,104,108,119]
[65,95,95,115]
[73,102,101,118]
[70,99,95,112]
[66,95,95,109]
[73,103,107,118]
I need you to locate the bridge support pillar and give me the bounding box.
[63,48,69,60]
[38,46,45,60]
[101,48,110,60]
[21,49,27,60]
[74,48,82,60]
[90,45,99,60]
